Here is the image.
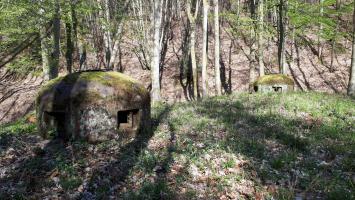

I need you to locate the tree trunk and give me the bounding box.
[347,0,355,97]
[318,0,323,58]
[190,22,198,98]
[109,21,125,71]
[291,26,295,66]
[78,35,87,71]
[103,0,112,69]
[40,25,50,81]
[258,0,265,76]
[38,0,51,81]
[65,20,73,74]
[71,2,78,65]
[187,0,200,99]
[201,0,209,97]
[331,0,340,72]
[49,0,60,80]
[151,0,163,103]
[278,0,286,74]
[214,0,222,95]
[106,0,129,70]
[330,37,336,71]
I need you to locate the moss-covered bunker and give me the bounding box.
[253,74,295,93]
[36,71,151,143]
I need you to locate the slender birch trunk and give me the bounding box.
[39,0,51,81]
[258,0,265,76]
[214,0,222,95]
[187,0,200,99]
[190,22,198,98]
[151,0,163,103]
[40,25,50,81]
[103,0,112,69]
[201,0,209,97]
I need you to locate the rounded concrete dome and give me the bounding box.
[253,74,295,93]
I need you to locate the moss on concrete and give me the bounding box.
[37,71,148,101]
[71,91,106,105]
[253,74,294,86]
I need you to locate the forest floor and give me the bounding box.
[0,92,354,199]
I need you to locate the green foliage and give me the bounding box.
[6,56,41,77]
[224,0,353,56]
[275,188,295,200]
[0,1,41,41]
[0,115,37,136]
[0,0,52,51]
[271,150,297,169]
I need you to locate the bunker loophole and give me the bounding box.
[273,86,282,92]
[254,85,258,92]
[117,109,139,129]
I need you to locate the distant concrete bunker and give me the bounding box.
[36,71,151,143]
[253,74,295,93]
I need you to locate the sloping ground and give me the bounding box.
[0,71,43,125]
[0,92,354,199]
[0,25,351,124]
[0,22,352,121]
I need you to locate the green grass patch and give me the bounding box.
[0,114,37,136]
[1,92,354,199]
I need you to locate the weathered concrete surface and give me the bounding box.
[36,71,151,143]
[253,74,295,93]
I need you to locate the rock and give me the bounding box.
[36,71,151,143]
[252,74,295,93]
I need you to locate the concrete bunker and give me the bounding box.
[36,71,151,143]
[253,74,295,93]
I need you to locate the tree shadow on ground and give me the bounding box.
[1,94,353,199]
[0,104,172,199]
[115,113,184,200]
[0,71,82,199]
[190,96,354,199]
[80,105,172,199]
[70,94,353,199]
[0,137,72,199]
[0,70,168,199]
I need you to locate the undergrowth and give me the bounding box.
[0,92,354,199]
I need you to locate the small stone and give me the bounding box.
[78,185,84,192]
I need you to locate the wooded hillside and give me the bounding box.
[1,0,354,124]
[0,1,355,199]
